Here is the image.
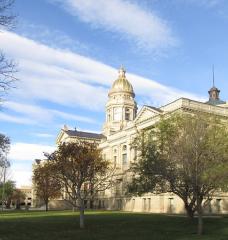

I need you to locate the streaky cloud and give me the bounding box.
[51,0,178,53]
[0,31,204,114]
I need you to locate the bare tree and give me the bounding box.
[0,0,15,29]
[0,53,16,95]
[0,0,17,99]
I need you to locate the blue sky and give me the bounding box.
[0,0,228,186]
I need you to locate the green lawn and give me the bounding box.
[0,210,227,240]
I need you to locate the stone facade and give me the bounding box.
[18,185,33,207]
[57,67,228,214]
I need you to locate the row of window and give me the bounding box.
[112,95,132,100]
[113,153,127,165]
[113,145,128,165]
[107,107,132,122]
[103,145,137,166]
[130,198,223,213]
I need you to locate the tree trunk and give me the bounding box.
[198,212,203,235]
[185,204,194,219]
[79,199,85,229]
[90,200,94,209]
[197,199,203,235]
[16,200,20,210]
[45,200,49,211]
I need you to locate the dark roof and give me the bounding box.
[145,105,163,112]
[209,86,220,92]
[65,130,104,140]
[205,99,226,106]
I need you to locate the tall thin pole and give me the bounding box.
[1,153,8,211]
[1,164,6,211]
[212,64,215,87]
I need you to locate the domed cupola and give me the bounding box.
[109,67,135,97]
[103,66,137,136]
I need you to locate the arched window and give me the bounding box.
[114,107,122,121]
[107,110,111,122]
[125,108,130,121]
[113,148,117,165]
[122,145,127,151]
[122,145,127,165]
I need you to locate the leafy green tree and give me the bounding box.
[129,113,228,235]
[0,134,10,181]
[0,180,14,207]
[0,133,10,210]
[49,141,114,229]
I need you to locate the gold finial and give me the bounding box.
[118,65,126,78]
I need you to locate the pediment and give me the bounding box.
[56,129,68,144]
[134,105,162,123]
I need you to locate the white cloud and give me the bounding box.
[10,163,32,187]
[0,31,204,113]
[8,143,55,187]
[12,169,32,187]
[52,0,177,52]
[0,112,35,125]
[52,110,96,124]
[34,133,55,138]
[4,101,53,122]
[2,101,96,125]
[8,142,55,161]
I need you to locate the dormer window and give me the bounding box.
[122,145,127,151]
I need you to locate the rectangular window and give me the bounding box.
[216,199,221,213]
[122,153,127,165]
[116,182,122,196]
[148,198,151,212]
[143,198,147,211]
[114,156,117,165]
[169,198,174,213]
[132,199,135,211]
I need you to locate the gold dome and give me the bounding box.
[109,66,135,96]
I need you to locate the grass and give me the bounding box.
[0,210,228,240]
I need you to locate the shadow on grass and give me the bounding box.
[0,211,227,240]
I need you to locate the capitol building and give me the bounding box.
[57,67,228,214]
